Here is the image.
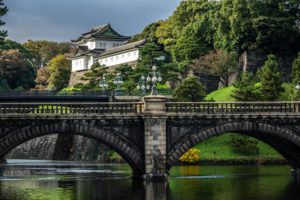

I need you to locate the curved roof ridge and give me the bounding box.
[71,24,130,43]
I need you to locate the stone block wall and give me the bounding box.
[68,70,88,87]
[5,134,113,162]
[240,50,296,82]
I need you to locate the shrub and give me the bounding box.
[179,148,200,163]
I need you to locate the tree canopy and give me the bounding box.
[0,0,7,43]
[258,54,283,100]
[191,50,239,87]
[152,0,300,67]
[47,55,71,90]
[231,72,260,101]
[0,50,35,90]
[23,40,71,69]
[174,76,206,102]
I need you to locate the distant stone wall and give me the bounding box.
[6,135,58,160]
[68,70,88,87]
[240,50,296,82]
[6,134,112,162]
[69,136,111,161]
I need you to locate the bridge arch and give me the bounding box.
[0,121,144,175]
[167,121,300,170]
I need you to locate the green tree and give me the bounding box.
[249,0,300,53]
[292,52,300,85]
[23,40,71,69]
[258,54,283,101]
[114,64,136,93]
[130,22,162,43]
[290,52,300,100]
[214,0,255,53]
[231,72,260,101]
[160,63,181,84]
[0,50,35,90]
[47,55,71,90]
[134,41,165,83]
[191,50,239,87]
[174,76,206,102]
[138,41,163,67]
[171,23,212,67]
[1,39,35,64]
[231,134,258,156]
[0,0,8,43]
[213,0,234,51]
[75,63,111,90]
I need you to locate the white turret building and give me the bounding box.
[70,24,145,72]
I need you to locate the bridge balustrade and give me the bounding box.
[0,101,299,115]
[0,102,144,114]
[166,102,300,114]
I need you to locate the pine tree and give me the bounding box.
[290,52,300,100]
[0,0,8,43]
[231,72,260,101]
[174,76,206,102]
[258,54,283,101]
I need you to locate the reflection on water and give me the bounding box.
[0,160,299,200]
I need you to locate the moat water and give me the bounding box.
[0,160,299,200]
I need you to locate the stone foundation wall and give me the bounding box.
[6,134,113,162]
[68,70,88,87]
[6,135,58,160]
[240,50,296,82]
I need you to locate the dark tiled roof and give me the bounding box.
[73,47,105,58]
[71,24,131,43]
[98,39,146,57]
[90,49,105,54]
[78,46,89,53]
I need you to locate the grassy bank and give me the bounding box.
[194,83,292,164]
[204,83,291,102]
[194,133,285,164]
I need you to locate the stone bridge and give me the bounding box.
[0,96,300,180]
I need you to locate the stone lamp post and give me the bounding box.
[141,64,168,181]
[137,75,150,96]
[146,65,162,95]
[99,74,108,91]
[113,73,123,96]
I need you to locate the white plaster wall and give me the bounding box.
[98,49,139,67]
[87,56,94,69]
[86,41,96,50]
[72,57,87,72]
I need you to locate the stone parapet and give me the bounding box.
[143,95,167,114]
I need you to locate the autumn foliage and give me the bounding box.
[179,148,200,163]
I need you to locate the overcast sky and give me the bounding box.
[3,0,181,43]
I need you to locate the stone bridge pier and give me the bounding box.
[143,96,168,181]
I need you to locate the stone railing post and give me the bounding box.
[295,102,300,113]
[143,95,167,181]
